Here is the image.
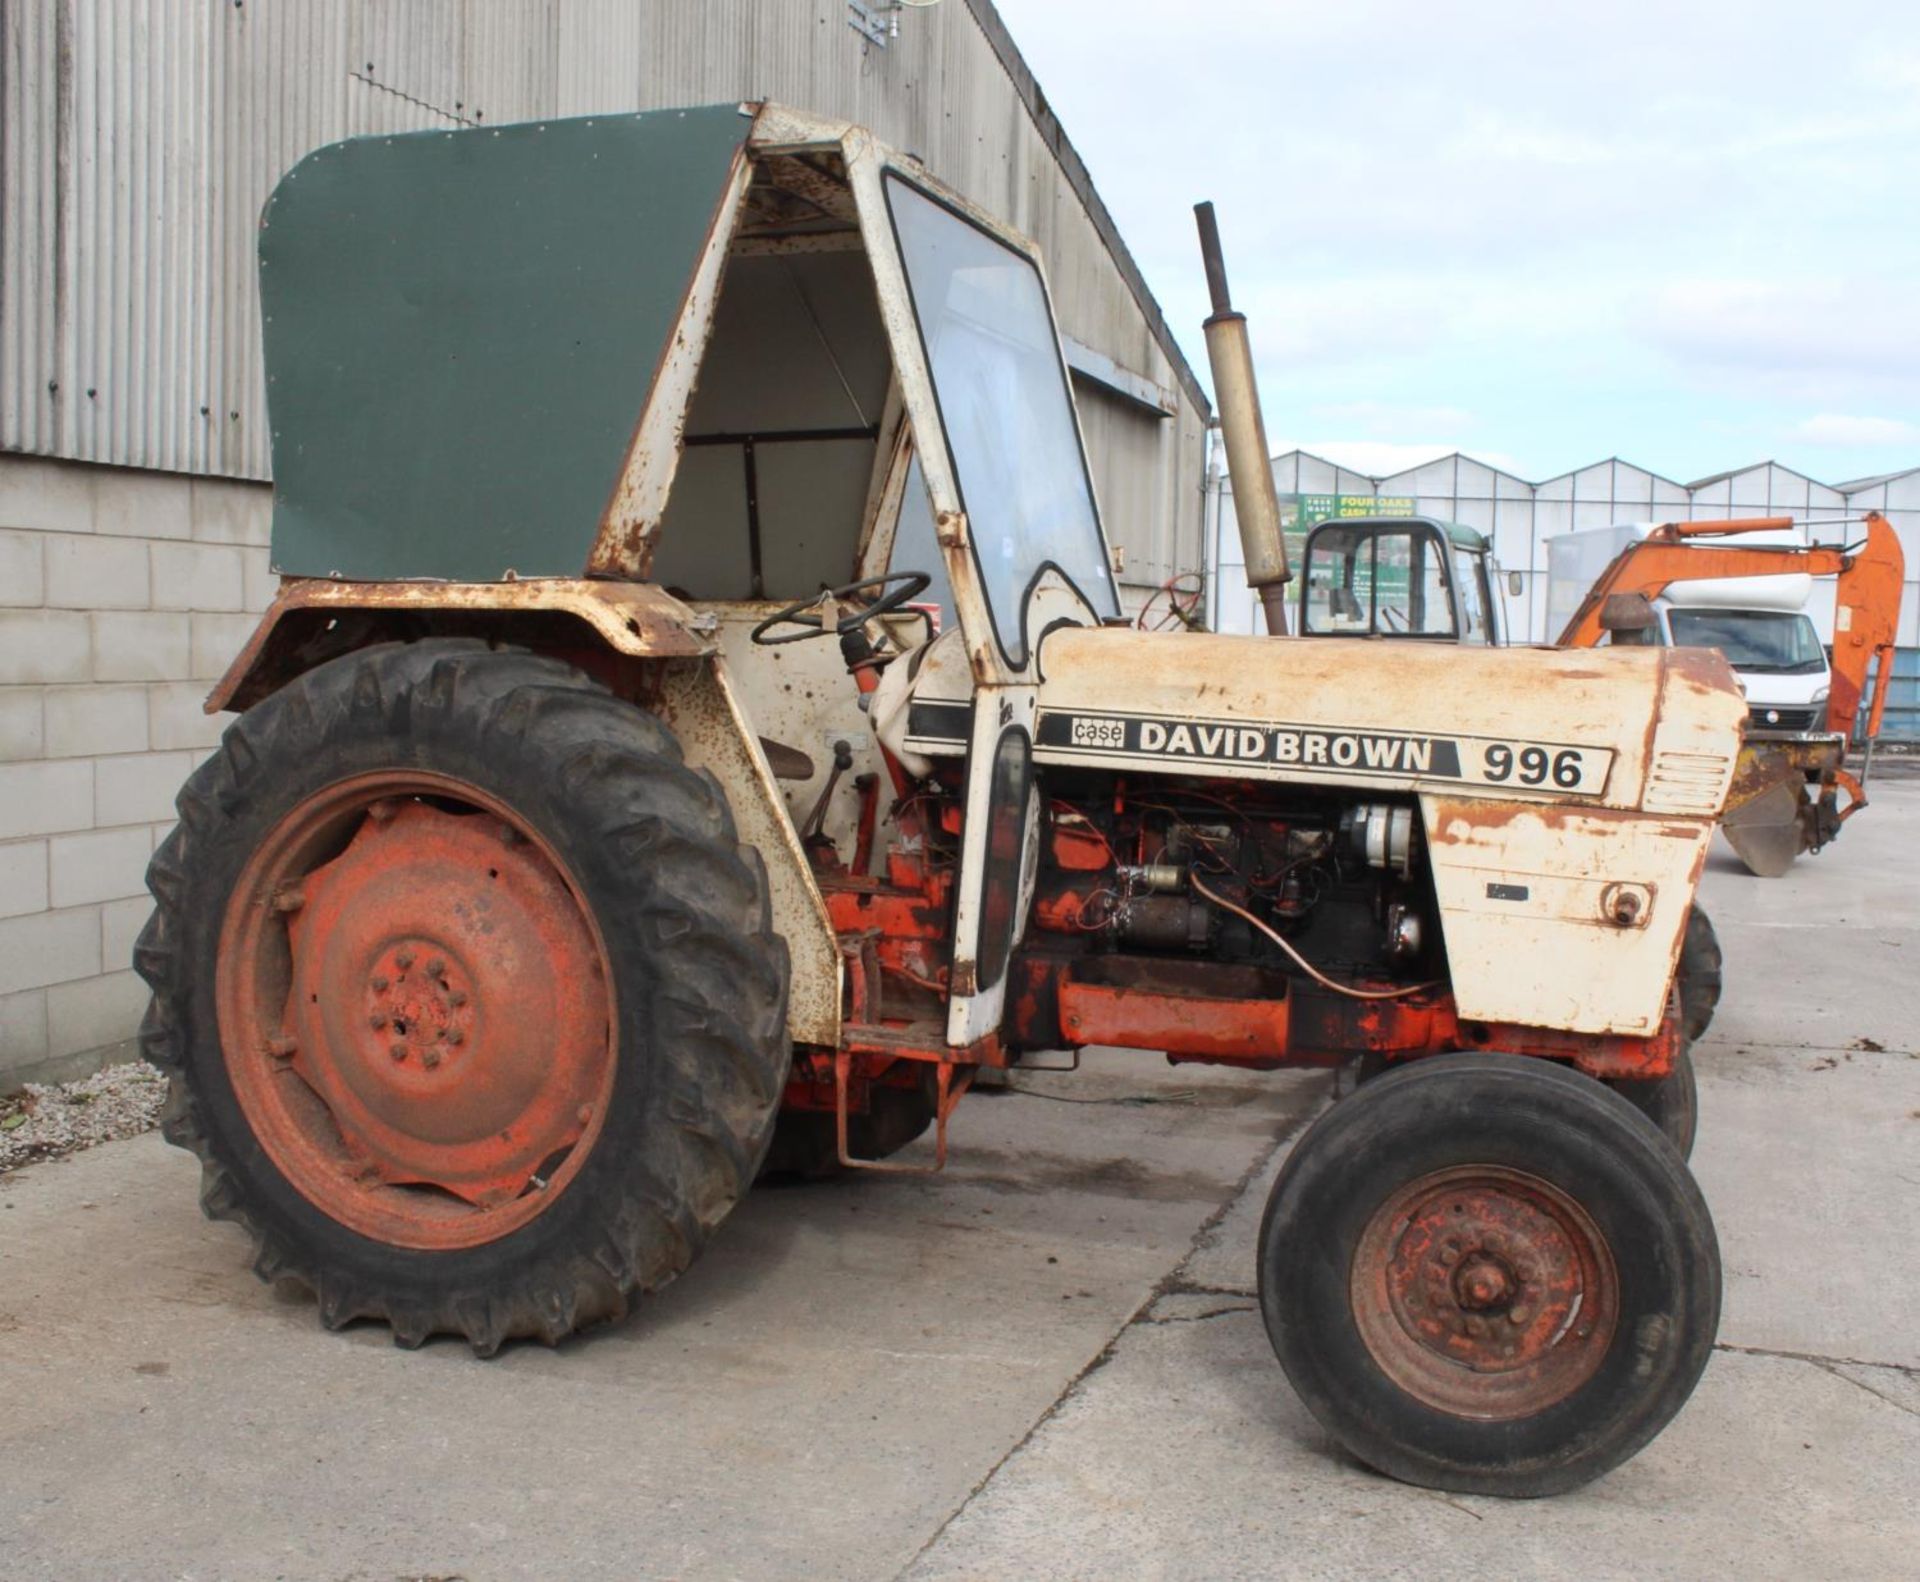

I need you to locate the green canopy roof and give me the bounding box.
[260,105,749,582]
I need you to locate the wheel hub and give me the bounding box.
[1353,1166,1619,1419]
[218,775,614,1250]
[1452,1253,1514,1312]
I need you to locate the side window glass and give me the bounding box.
[1303,526,1373,633]
[1455,549,1490,644]
[1373,533,1454,636]
[889,453,955,632]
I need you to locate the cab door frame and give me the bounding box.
[843,134,1112,1045]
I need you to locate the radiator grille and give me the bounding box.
[1746,705,1823,734]
[1644,750,1735,815]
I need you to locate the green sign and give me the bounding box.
[1279,494,1415,571]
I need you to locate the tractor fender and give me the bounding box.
[205,578,719,714]
[203,578,841,1048]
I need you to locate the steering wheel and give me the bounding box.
[749,571,933,646]
[1136,571,1207,632]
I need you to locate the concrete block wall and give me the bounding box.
[0,453,273,1089]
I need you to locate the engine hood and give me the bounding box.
[898,626,1746,818]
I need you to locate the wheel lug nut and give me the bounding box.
[447,988,467,1007]
[389,1042,408,1062]
[371,974,390,992]
[369,1012,388,1030]
[1509,1307,1532,1326]
[422,1047,442,1069]
[1439,1244,1461,1266]
[445,1028,464,1047]
[426,957,445,979]
[396,948,415,970]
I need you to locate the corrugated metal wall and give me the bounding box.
[0,0,1206,587]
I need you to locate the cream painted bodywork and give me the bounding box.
[654,657,841,1047]
[902,626,1746,1037]
[1420,800,1704,1035]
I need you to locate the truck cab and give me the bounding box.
[1297,516,1505,645]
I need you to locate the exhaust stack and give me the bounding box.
[1194,202,1291,635]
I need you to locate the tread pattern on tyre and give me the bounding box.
[135,639,790,1355]
[1608,905,1717,1157]
[1677,905,1722,1044]
[1260,1051,1721,1497]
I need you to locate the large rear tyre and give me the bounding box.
[1259,1052,1719,1497]
[136,640,790,1354]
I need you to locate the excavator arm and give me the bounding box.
[1555,512,1905,876]
[1556,511,1903,742]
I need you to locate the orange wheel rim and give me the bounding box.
[1351,1166,1619,1419]
[217,772,614,1251]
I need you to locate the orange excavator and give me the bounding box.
[1555,513,1905,876]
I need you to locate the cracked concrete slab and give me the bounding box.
[0,1054,1321,1581]
[903,1310,1920,1582]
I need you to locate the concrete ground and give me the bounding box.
[4,787,1917,1581]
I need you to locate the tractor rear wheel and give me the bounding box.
[1259,1052,1719,1497]
[135,640,790,1354]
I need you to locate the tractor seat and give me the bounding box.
[758,737,816,782]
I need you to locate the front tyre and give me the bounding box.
[1258,1052,1719,1497]
[136,640,790,1354]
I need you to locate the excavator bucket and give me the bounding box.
[1720,774,1804,877]
[1719,736,1847,877]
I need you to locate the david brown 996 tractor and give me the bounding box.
[138,103,1747,1497]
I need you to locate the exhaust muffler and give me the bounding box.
[1194,201,1291,636]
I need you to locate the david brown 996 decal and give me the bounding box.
[1035,709,1613,797]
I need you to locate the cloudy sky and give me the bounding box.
[990,0,1920,485]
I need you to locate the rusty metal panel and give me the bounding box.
[1421,799,1711,1037]
[655,656,842,1048]
[1016,623,1741,1035]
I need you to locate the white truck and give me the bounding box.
[1545,522,1832,736]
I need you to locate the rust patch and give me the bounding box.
[1430,802,1570,845]
[205,578,716,713]
[1057,977,1292,1063]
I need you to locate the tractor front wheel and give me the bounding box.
[1259,1052,1719,1496]
[136,640,790,1353]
